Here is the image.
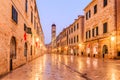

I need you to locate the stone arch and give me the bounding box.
[102,45,108,58]
[10,36,16,59]
[24,42,27,60]
[10,36,16,71]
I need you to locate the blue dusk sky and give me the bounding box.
[36,0,91,44]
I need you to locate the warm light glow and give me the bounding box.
[93,46,98,54]
[40,44,42,47]
[86,48,90,54]
[36,38,39,42]
[78,43,82,47]
[71,49,73,54]
[65,46,68,50]
[111,36,115,41]
[59,47,61,50]
[32,38,35,45]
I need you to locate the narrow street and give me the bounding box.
[1,54,120,80]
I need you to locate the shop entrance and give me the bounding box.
[102,45,108,58]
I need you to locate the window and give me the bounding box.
[103,22,107,33]
[24,24,27,31]
[77,23,79,29]
[69,29,70,34]
[92,27,98,37]
[86,10,91,20]
[69,39,70,44]
[86,32,88,39]
[12,6,18,23]
[34,17,36,29]
[89,10,91,18]
[89,30,91,38]
[37,26,39,34]
[94,5,97,14]
[31,46,32,55]
[74,36,76,43]
[31,12,33,23]
[27,27,32,34]
[103,0,107,7]
[92,28,94,37]
[71,38,73,44]
[74,25,76,31]
[25,0,28,12]
[96,27,98,35]
[77,35,79,42]
[35,5,37,12]
[71,28,73,33]
[86,13,88,20]
[86,30,91,39]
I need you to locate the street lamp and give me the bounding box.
[78,43,82,47]
[111,35,115,41]
[65,46,68,50]
[36,38,39,42]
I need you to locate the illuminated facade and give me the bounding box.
[56,16,84,55]
[84,0,120,59]
[67,16,84,55]
[56,28,67,54]
[0,0,45,75]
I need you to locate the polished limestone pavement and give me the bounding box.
[1,54,120,80]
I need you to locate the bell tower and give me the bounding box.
[51,24,56,51]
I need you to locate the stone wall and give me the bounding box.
[0,0,44,76]
[84,0,117,58]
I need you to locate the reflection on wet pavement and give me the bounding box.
[1,54,120,80]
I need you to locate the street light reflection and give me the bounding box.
[64,57,68,65]
[78,61,82,71]
[110,69,116,80]
[70,56,74,63]
[86,58,90,68]
[35,74,40,80]
[92,59,98,68]
[111,73,115,80]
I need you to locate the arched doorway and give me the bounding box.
[102,45,108,58]
[10,37,16,71]
[24,43,27,61]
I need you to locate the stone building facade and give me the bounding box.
[56,28,67,54]
[84,0,120,59]
[56,16,84,55]
[55,0,120,59]
[67,16,84,55]
[0,0,45,76]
